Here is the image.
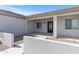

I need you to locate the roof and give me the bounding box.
[26,7,79,20]
[1,7,79,20]
[0,9,25,19]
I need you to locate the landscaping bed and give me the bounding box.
[47,37,79,45]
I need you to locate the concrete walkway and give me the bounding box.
[24,36,79,54]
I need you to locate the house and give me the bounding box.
[25,7,79,38]
[0,7,79,38]
[1,7,79,53]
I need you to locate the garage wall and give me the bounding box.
[57,15,79,37]
[0,15,26,36]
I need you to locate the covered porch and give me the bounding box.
[26,16,57,38]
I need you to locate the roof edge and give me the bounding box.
[0,9,26,19]
[26,6,76,17]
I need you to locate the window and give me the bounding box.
[36,22,42,28]
[65,19,79,29]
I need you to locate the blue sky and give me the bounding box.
[0,5,75,15]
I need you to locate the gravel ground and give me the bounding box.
[0,36,23,52]
[0,43,8,52]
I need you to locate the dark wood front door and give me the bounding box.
[47,21,53,33]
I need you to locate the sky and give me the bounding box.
[0,5,76,16]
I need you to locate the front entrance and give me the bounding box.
[47,21,53,33]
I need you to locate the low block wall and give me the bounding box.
[23,36,79,54]
[0,32,14,47]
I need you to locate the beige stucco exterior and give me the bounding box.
[57,15,79,37]
[24,7,79,38]
[26,18,53,34]
[26,14,79,38]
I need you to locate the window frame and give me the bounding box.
[65,19,79,29]
[36,22,42,29]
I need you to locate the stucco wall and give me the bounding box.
[35,19,47,33]
[26,20,36,33]
[57,15,79,37]
[26,18,53,33]
[0,15,26,36]
[35,18,53,33]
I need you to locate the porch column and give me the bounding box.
[53,16,57,38]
